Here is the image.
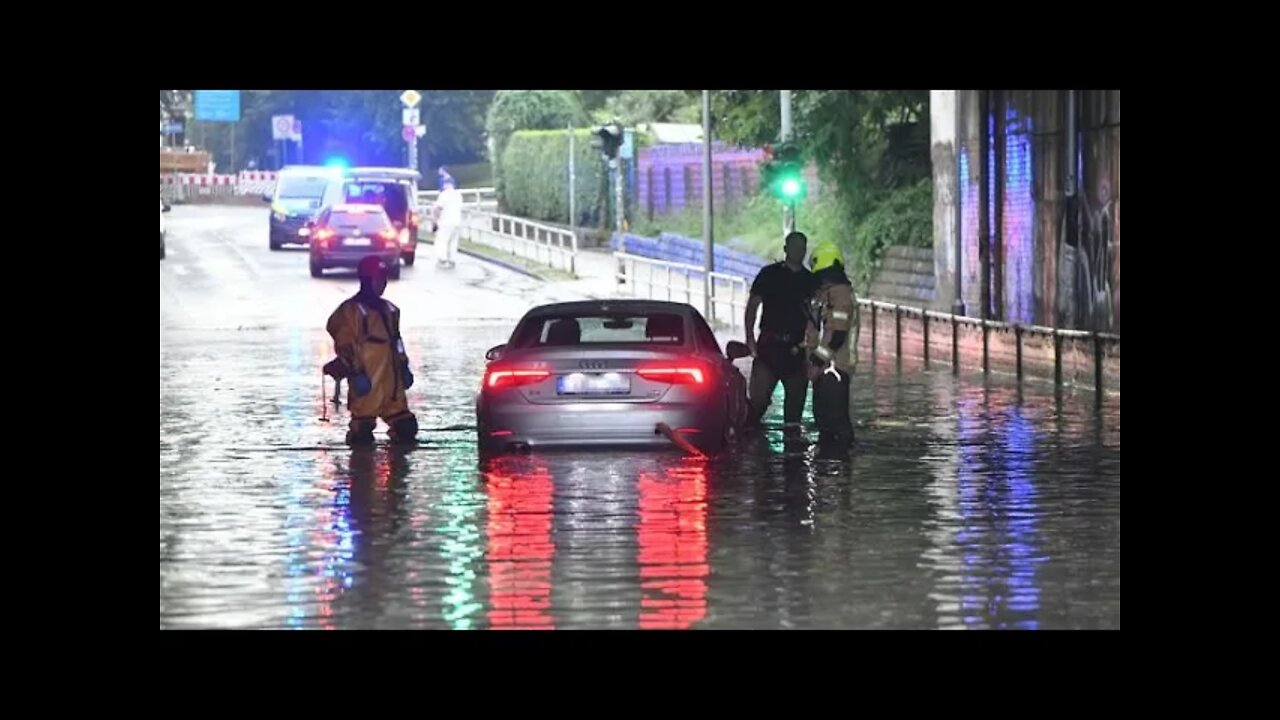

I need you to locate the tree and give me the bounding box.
[486,90,585,159]
[711,90,932,287]
[177,90,496,174]
[486,90,585,202]
[594,90,701,126]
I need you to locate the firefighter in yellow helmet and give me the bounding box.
[323,255,418,445]
[804,240,859,446]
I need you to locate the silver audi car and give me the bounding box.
[476,300,750,456]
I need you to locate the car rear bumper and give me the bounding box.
[313,248,401,267]
[477,399,723,450]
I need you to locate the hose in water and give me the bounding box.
[655,423,706,458]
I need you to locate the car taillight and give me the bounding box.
[314,228,336,246]
[410,212,421,227]
[378,228,398,243]
[485,367,550,390]
[638,364,706,385]
[398,228,411,245]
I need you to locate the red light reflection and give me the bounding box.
[484,458,555,630]
[636,461,709,630]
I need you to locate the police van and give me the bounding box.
[265,166,344,250]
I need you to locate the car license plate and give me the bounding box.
[345,237,372,247]
[557,372,630,395]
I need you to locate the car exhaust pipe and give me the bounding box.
[656,423,706,458]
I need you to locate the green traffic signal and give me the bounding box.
[781,177,802,198]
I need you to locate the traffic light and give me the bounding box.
[760,141,806,201]
[593,123,624,160]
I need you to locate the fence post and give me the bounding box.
[1054,330,1063,387]
[982,320,990,375]
[923,311,931,369]
[894,304,903,365]
[952,314,959,375]
[871,303,878,362]
[1015,325,1024,384]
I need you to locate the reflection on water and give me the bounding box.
[485,457,555,630]
[637,461,709,630]
[161,327,1119,630]
[952,388,1044,630]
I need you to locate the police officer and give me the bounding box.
[744,231,819,431]
[323,256,418,445]
[805,241,858,446]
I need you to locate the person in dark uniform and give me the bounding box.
[743,231,818,430]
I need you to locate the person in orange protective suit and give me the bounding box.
[323,255,418,445]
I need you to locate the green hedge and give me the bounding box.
[500,129,606,227]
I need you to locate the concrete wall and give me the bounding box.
[932,90,1120,333]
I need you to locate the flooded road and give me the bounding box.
[160,206,1120,629]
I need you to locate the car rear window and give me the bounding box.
[343,181,411,221]
[510,313,688,348]
[328,209,390,233]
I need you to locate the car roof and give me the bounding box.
[279,165,342,178]
[346,167,421,181]
[523,299,697,318]
[330,203,388,214]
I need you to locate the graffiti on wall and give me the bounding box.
[1059,175,1116,332]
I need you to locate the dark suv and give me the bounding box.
[307,204,403,280]
[342,168,422,266]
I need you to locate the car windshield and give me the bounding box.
[277,175,331,200]
[510,313,687,348]
[327,209,390,233]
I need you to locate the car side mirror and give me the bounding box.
[725,340,751,361]
[485,344,506,362]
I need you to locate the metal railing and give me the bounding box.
[613,252,750,332]
[857,298,1120,397]
[461,210,578,275]
[417,186,497,211]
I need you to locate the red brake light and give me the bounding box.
[638,364,705,385]
[398,228,411,246]
[410,212,421,227]
[378,228,398,243]
[314,228,336,246]
[485,367,550,390]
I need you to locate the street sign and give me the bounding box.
[403,108,420,126]
[162,123,183,135]
[400,90,422,108]
[402,126,416,143]
[273,115,295,141]
[194,90,241,123]
[292,119,303,139]
[415,124,427,138]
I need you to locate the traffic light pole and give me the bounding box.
[781,90,795,235]
[701,90,714,321]
[615,158,625,234]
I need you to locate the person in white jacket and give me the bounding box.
[432,180,463,268]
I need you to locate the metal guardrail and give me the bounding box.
[857,298,1120,397]
[613,252,750,332]
[461,209,578,275]
[417,187,497,210]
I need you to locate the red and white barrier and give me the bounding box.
[158,171,281,199]
[159,174,236,186]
